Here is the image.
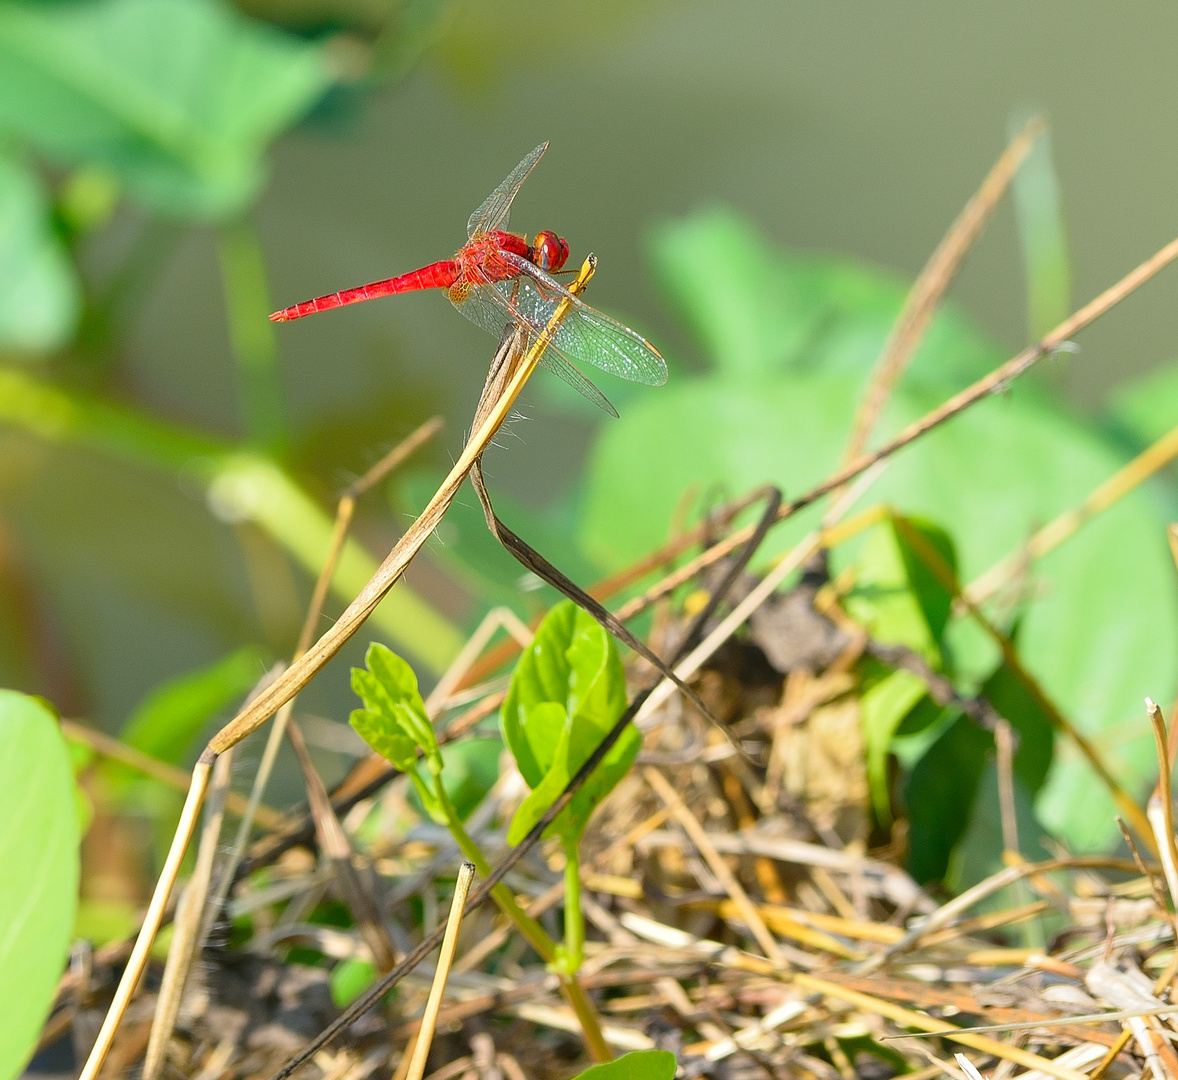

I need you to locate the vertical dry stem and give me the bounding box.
[78,756,213,1080]
[142,749,235,1080]
[401,863,476,1080]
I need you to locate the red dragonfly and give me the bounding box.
[270,143,667,417]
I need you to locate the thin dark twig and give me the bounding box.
[265,473,784,1080]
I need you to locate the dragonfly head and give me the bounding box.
[530,230,570,273]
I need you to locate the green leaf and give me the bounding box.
[570,1051,677,1080]
[649,208,1004,387]
[350,643,446,823]
[1010,116,1070,341]
[404,737,502,823]
[946,760,1052,897]
[844,515,957,666]
[502,602,637,845]
[330,957,377,1009]
[118,646,264,764]
[0,153,79,351]
[582,355,1177,851]
[860,668,928,825]
[979,660,1055,797]
[904,712,992,885]
[0,0,331,219]
[507,706,573,844]
[891,517,958,647]
[1107,360,1178,449]
[0,691,80,1080]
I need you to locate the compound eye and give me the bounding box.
[533,230,570,272]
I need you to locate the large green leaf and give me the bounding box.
[584,215,1178,851]
[502,602,637,845]
[0,691,80,1080]
[649,208,1004,387]
[0,0,331,219]
[0,153,79,351]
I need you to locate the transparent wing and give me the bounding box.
[449,278,619,417]
[497,255,668,386]
[466,142,548,239]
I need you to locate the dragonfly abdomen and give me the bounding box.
[269,260,459,321]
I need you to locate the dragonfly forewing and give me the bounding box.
[466,142,549,239]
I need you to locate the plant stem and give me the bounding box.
[562,838,585,973]
[434,780,612,1061]
[217,220,286,458]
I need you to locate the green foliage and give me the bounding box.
[845,516,957,666]
[904,712,993,884]
[501,601,636,846]
[1107,360,1178,449]
[569,1051,677,1080]
[118,646,265,764]
[0,0,332,219]
[0,367,463,674]
[330,957,377,1008]
[582,208,1178,851]
[1010,116,1070,340]
[350,643,446,823]
[859,668,929,825]
[0,691,80,1080]
[979,660,1055,796]
[0,153,79,350]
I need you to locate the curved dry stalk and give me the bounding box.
[206,418,441,966]
[841,115,1045,464]
[76,257,599,1080]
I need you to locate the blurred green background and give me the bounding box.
[6,0,1178,890]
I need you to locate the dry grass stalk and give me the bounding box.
[842,115,1045,464]
[1146,699,1178,912]
[401,863,476,1080]
[142,748,236,1080]
[966,422,1178,606]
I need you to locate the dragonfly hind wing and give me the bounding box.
[452,277,619,416]
[536,351,619,418]
[495,255,668,386]
[467,142,548,238]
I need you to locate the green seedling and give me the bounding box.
[500,601,639,974]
